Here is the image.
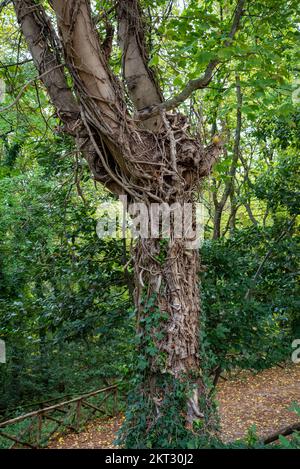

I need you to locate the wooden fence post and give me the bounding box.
[76,399,82,431]
[37,413,43,447]
[114,387,118,416]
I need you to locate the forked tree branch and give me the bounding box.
[13,0,126,195]
[0,64,66,114]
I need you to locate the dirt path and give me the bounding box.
[48,364,300,448]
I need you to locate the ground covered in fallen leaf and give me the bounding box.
[48,364,300,448]
[217,364,300,442]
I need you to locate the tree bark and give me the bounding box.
[117,0,163,132]
[134,233,205,423]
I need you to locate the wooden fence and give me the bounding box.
[1,381,298,449]
[0,384,119,449]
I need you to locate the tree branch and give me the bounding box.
[244,201,258,226]
[50,0,138,186]
[245,215,298,300]
[138,0,246,119]
[0,63,65,114]
[51,0,124,134]
[0,58,33,69]
[102,20,115,62]
[213,74,242,239]
[13,0,80,132]
[13,0,125,195]
[117,0,163,130]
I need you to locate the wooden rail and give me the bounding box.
[0,384,119,449]
[263,422,300,445]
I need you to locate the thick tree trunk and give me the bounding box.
[132,201,207,428]
[135,238,200,376]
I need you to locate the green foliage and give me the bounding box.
[117,288,219,449]
[255,153,300,216]
[0,136,134,415]
[117,373,218,449]
[201,222,298,372]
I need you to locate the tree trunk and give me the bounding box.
[213,208,222,240]
[134,234,206,423]
[212,74,242,240]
